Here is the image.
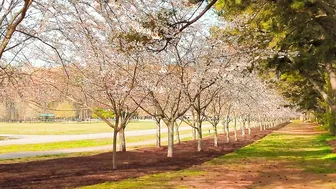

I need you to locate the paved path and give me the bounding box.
[0,133,193,160]
[0,125,212,146]
[0,123,251,160]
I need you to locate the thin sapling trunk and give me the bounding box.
[213,124,218,147]
[118,126,126,152]
[167,121,175,157]
[112,129,118,169]
[156,118,161,147]
[234,116,238,141]
[175,121,181,144]
[226,119,230,143]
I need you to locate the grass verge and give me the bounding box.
[0,121,211,135]
[1,126,215,154]
[80,169,203,189]
[0,136,9,140]
[0,121,157,135]
[0,131,183,154]
[0,129,213,163]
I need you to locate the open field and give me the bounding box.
[85,122,336,189]
[0,131,215,164]
[0,128,213,154]
[0,121,158,135]
[0,124,282,189]
[0,121,210,135]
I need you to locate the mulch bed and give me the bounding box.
[0,124,287,189]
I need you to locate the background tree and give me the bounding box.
[214,0,336,134]
[91,108,115,120]
[53,101,76,119]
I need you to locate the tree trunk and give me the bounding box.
[197,127,202,151]
[330,106,336,135]
[225,104,232,134]
[309,66,336,136]
[192,127,196,140]
[234,116,238,141]
[192,111,197,140]
[259,116,263,131]
[248,117,251,135]
[0,1,33,59]
[118,127,126,152]
[112,130,118,169]
[213,125,218,147]
[167,121,174,157]
[241,120,245,137]
[156,119,161,147]
[327,63,336,135]
[226,120,230,143]
[175,122,181,144]
[223,120,227,133]
[195,111,203,152]
[327,63,336,94]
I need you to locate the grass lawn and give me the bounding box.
[80,122,336,189]
[81,169,204,189]
[0,127,214,154]
[0,151,108,164]
[0,121,157,135]
[0,129,214,164]
[0,121,211,135]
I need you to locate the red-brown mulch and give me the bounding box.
[0,124,287,189]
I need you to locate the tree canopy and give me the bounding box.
[215,0,336,132]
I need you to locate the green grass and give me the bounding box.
[0,151,107,164]
[0,138,112,154]
[208,123,336,173]
[0,136,8,140]
[291,119,302,123]
[0,121,211,135]
[0,126,215,154]
[208,133,333,162]
[0,134,157,154]
[0,121,158,135]
[0,127,214,165]
[81,169,203,189]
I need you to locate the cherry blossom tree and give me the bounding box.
[0,0,33,60]
[1,0,301,170]
[24,1,150,169]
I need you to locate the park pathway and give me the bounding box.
[0,124,212,146]
[0,133,193,160]
[0,123,258,160]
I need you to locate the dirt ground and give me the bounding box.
[0,125,285,189]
